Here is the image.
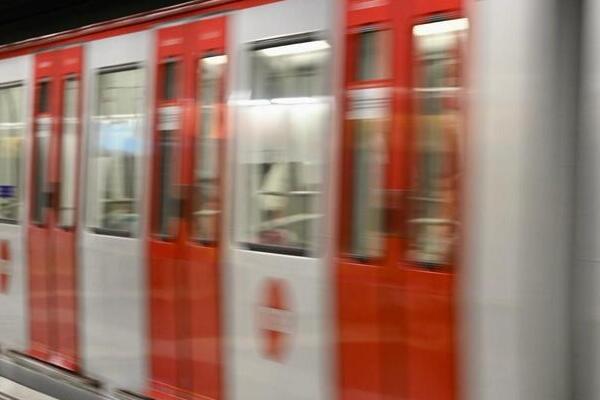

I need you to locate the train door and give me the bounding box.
[337,0,466,399]
[82,30,150,391]
[0,56,30,354]
[28,47,82,371]
[226,0,335,399]
[149,16,226,400]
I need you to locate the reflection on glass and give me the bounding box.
[239,38,330,254]
[0,84,24,222]
[58,78,79,227]
[32,82,51,225]
[409,18,467,265]
[349,118,387,258]
[191,55,226,242]
[88,67,144,235]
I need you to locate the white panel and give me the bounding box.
[237,0,330,43]
[574,0,600,398]
[0,55,31,352]
[79,30,152,392]
[0,56,31,83]
[464,0,573,399]
[224,1,335,400]
[87,31,151,69]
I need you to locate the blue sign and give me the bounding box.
[0,186,15,199]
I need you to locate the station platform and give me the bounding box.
[0,377,58,400]
[0,351,109,400]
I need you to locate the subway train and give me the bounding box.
[0,0,593,399]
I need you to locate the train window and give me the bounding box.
[355,29,391,81]
[154,61,181,238]
[88,66,144,236]
[58,78,79,227]
[154,129,180,238]
[408,18,468,266]
[38,81,50,113]
[32,81,52,225]
[0,84,24,223]
[347,116,388,258]
[251,38,329,99]
[191,55,226,243]
[162,60,178,101]
[237,37,331,255]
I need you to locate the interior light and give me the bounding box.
[259,40,330,57]
[203,55,227,65]
[413,18,469,36]
[271,97,318,105]
[236,99,271,106]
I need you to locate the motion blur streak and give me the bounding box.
[0,0,594,400]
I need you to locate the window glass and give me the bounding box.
[191,55,226,242]
[154,129,180,237]
[237,39,331,255]
[153,61,181,238]
[32,81,52,224]
[58,78,79,227]
[409,18,467,265]
[88,67,144,235]
[38,81,50,113]
[162,61,178,101]
[355,29,391,81]
[348,117,387,258]
[0,84,24,223]
[251,39,329,99]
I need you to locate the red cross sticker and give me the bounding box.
[256,278,295,362]
[0,240,11,294]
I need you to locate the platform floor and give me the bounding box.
[0,377,58,400]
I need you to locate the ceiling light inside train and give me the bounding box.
[413,18,469,36]
[271,97,318,105]
[259,40,330,57]
[203,55,227,65]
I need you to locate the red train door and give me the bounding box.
[28,47,82,371]
[149,17,226,400]
[337,0,465,399]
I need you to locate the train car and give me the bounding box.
[0,54,30,359]
[0,0,582,399]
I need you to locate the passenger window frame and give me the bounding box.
[86,62,145,238]
[235,32,332,258]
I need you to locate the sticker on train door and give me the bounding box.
[0,240,11,294]
[256,278,295,362]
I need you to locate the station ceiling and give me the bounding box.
[0,0,194,45]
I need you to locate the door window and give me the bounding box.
[58,78,79,227]
[88,66,144,236]
[32,81,52,225]
[154,61,181,238]
[191,55,226,242]
[355,29,391,81]
[409,18,467,265]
